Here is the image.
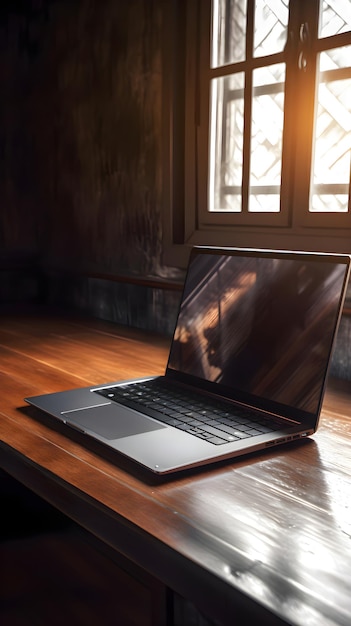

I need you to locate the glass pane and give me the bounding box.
[320,46,351,71]
[319,0,351,38]
[209,74,245,212]
[310,48,351,213]
[249,64,285,213]
[253,0,289,58]
[211,0,247,67]
[311,195,349,212]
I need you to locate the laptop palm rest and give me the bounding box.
[64,404,165,440]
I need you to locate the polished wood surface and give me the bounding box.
[1,311,351,626]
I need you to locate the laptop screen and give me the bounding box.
[167,248,349,417]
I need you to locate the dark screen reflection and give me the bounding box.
[168,253,347,414]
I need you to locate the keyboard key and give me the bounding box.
[244,428,263,436]
[215,424,251,439]
[196,432,215,440]
[177,423,195,431]
[207,436,228,445]
[187,419,205,427]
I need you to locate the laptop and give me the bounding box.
[26,247,350,474]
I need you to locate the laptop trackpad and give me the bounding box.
[67,404,165,440]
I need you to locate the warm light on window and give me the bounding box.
[208,0,351,217]
[310,46,351,213]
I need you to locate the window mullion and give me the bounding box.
[288,0,319,227]
[242,70,252,215]
[279,0,301,226]
[241,0,255,215]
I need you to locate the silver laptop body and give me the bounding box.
[26,247,350,474]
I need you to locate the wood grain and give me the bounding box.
[1,312,351,626]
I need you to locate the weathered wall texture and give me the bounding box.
[1,0,165,277]
[0,0,183,333]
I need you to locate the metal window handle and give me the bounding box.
[298,22,310,71]
[299,22,310,44]
[298,51,308,71]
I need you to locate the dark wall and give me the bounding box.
[0,0,183,332]
[1,0,165,276]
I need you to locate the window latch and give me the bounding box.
[298,22,310,72]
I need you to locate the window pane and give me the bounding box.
[209,74,245,212]
[310,47,351,213]
[311,194,349,212]
[211,0,247,67]
[320,46,351,71]
[249,64,285,212]
[253,0,289,58]
[319,0,351,38]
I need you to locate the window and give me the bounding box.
[163,0,351,268]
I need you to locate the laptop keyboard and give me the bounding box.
[95,379,283,445]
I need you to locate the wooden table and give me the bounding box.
[1,311,351,626]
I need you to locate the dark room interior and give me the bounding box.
[1,2,351,625]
